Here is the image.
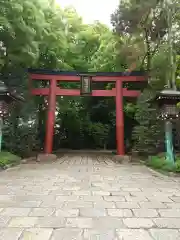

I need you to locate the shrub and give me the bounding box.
[161,162,176,172]
[147,156,166,169]
[3,124,40,158]
[147,156,176,172]
[175,159,180,173]
[0,152,21,168]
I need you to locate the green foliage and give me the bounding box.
[2,102,40,157]
[0,0,47,69]
[132,89,164,155]
[88,122,110,149]
[147,156,167,168]
[146,155,180,174]
[175,159,180,173]
[111,0,170,71]
[0,152,21,168]
[3,122,40,158]
[147,156,176,172]
[176,55,180,87]
[124,103,136,116]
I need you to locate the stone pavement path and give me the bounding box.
[0,153,180,239]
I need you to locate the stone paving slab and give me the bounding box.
[20,228,53,240]
[0,228,23,240]
[116,229,153,240]
[0,153,180,239]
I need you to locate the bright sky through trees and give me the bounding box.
[55,0,120,26]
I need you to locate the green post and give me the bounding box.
[165,120,175,163]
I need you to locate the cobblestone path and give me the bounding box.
[0,153,180,239]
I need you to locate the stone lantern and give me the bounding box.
[155,89,180,163]
[156,89,180,120]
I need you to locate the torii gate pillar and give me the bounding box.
[116,80,124,155]
[45,78,56,153]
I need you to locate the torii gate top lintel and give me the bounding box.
[28,68,145,80]
[29,69,146,155]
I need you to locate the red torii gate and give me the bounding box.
[29,69,146,155]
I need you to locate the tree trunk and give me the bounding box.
[145,30,151,73]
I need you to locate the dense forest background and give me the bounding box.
[0,0,180,157]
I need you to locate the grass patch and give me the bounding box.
[146,156,180,174]
[0,152,21,168]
